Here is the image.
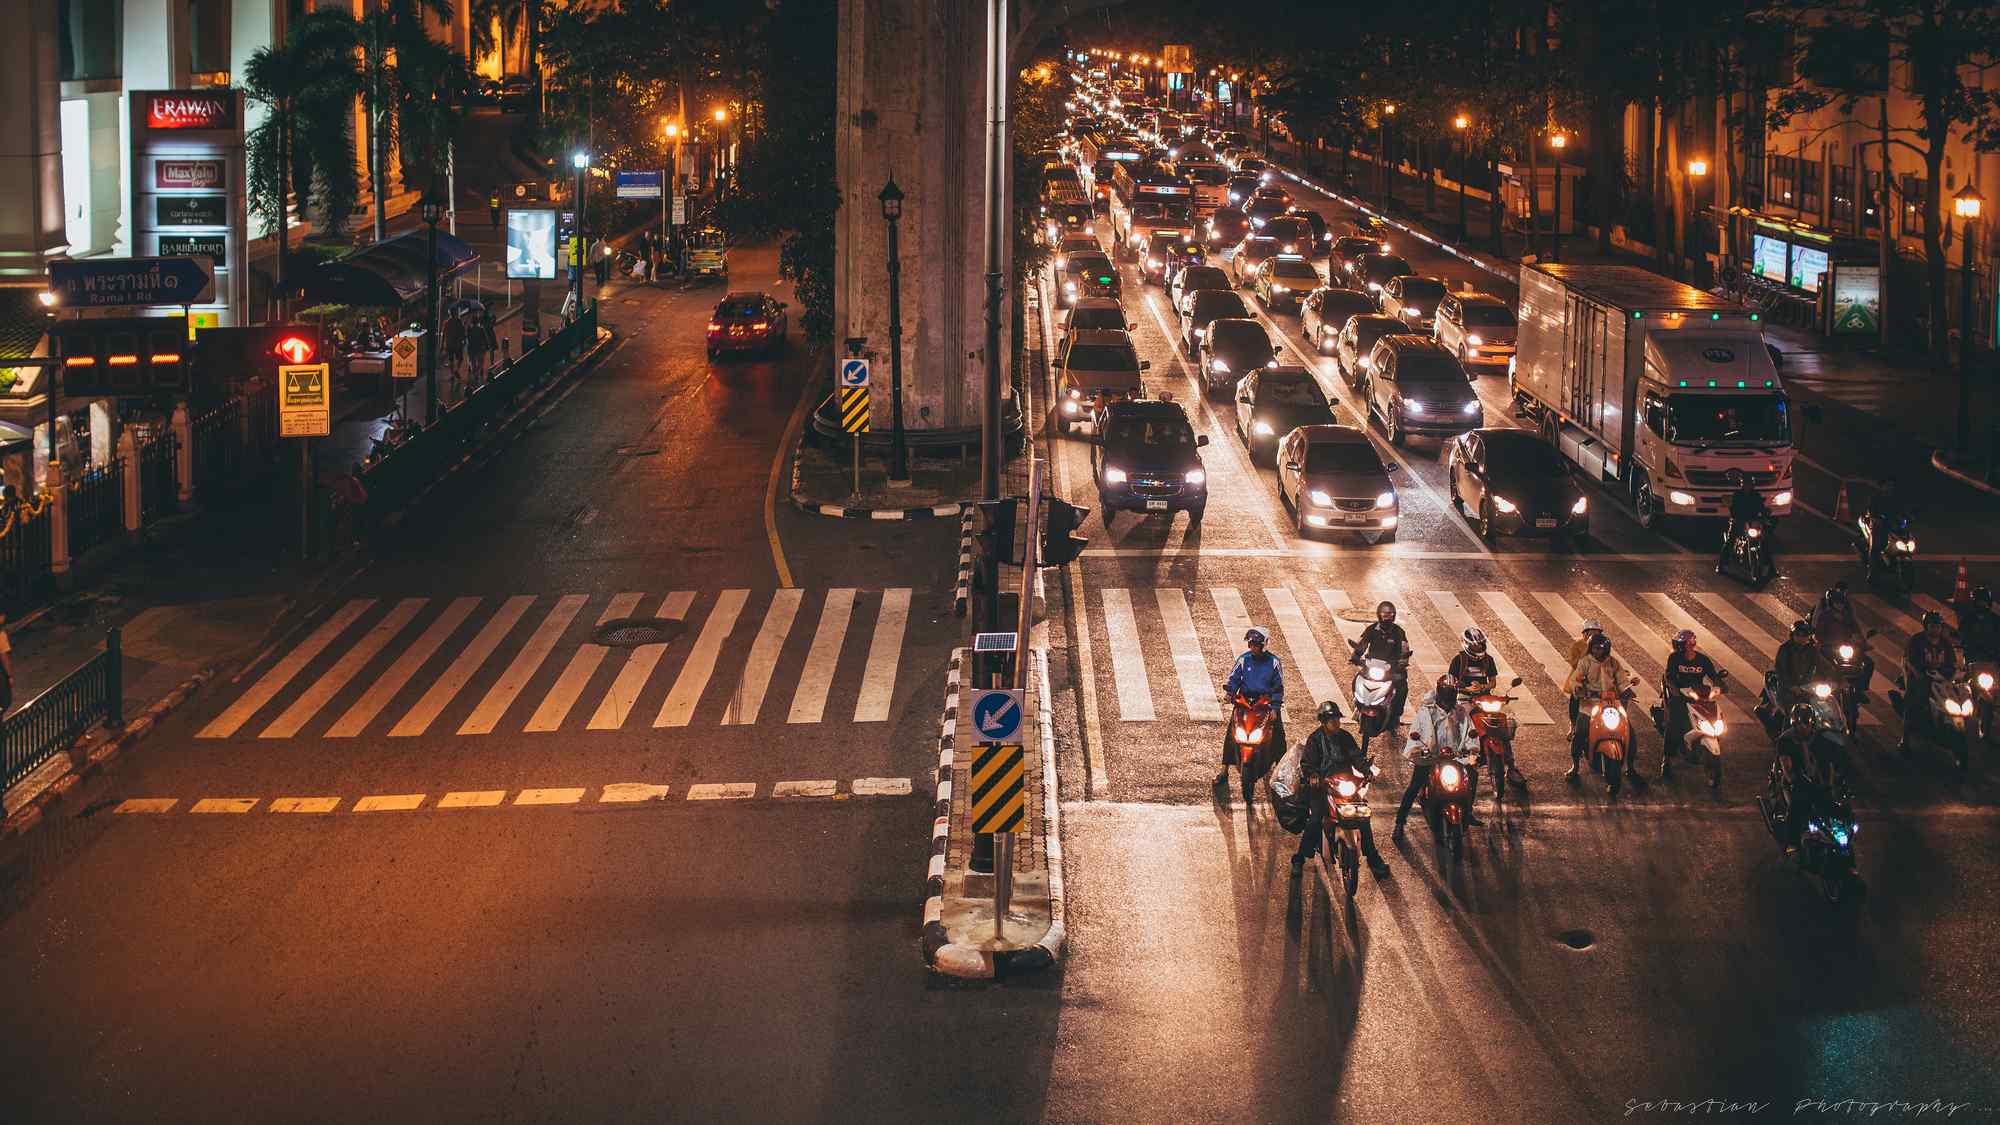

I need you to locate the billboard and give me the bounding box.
[1789,244,1829,293]
[1750,234,1787,283]
[506,208,559,280]
[130,89,245,325]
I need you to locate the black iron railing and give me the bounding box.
[67,462,123,558]
[138,432,178,522]
[0,504,51,617]
[1,628,120,798]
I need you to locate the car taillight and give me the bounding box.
[751,321,768,330]
[706,322,721,331]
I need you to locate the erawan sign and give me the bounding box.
[143,92,238,131]
[130,90,246,325]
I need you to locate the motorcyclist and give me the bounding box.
[1565,619,1605,727]
[1771,619,1835,714]
[1771,702,1825,851]
[1350,600,1412,725]
[1564,632,1639,782]
[1720,468,1770,571]
[1291,700,1390,878]
[1896,611,1958,751]
[1216,626,1286,793]
[1812,580,1874,690]
[1393,676,1480,838]
[1449,627,1523,792]
[1955,585,1999,664]
[1661,629,1725,775]
[1864,478,1906,571]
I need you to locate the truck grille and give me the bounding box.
[1684,468,1781,488]
[1131,476,1182,498]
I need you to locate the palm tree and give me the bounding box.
[244,11,363,286]
[358,0,471,239]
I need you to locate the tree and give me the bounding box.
[244,11,363,258]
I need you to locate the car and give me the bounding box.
[1094,397,1209,527]
[1363,336,1482,446]
[1234,156,1271,180]
[1446,427,1590,545]
[1354,252,1415,297]
[706,292,788,358]
[1230,236,1282,286]
[1244,194,1294,231]
[1141,229,1194,285]
[1058,251,1119,307]
[1258,215,1315,257]
[1206,207,1251,247]
[1277,425,1400,542]
[1331,236,1385,283]
[1225,174,1263,207]
[1055,232,1102,269]
[1198,317,1277,397]
[1060,297,1130,338]
[1299,287,1379,354]
[1054,328,1149,435]
[1180,288,1251,357]
[1336,314,1414,389]
[1433,291,1518,370]
[1254,255,1323,313]
[1234,365,1337,465]
[1293,209,1332,255]
[1172,264,1232,313]
[1378,275,1448,330]
[1041,201,1095,245]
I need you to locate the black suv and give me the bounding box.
[1094,397,1210,527]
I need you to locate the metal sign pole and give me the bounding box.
[852,433,861,498]
[996,457,1040,937]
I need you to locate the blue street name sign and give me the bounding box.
[47,256,215,309]
[615,171,664,200]
[971,689,1025,743]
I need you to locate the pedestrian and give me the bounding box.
[0,610,13,716]
[594,236,613,285]
[442,307,467,396]
[466,305,492,387]
[637,231,653,281]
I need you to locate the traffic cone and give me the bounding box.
[1955,559,1972,602]
[1832,482,1850,523]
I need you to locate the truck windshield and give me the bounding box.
[1666,394,1791,445]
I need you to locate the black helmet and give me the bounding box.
[1316,699,1343,722]
[1823,582,1850,610]
[1788,702,1816,729]
[1921,611,1946,629]
[1433,675,1458,710]
[1791,619,1813,638]
[1588,633,1612,659]
[1376,600,1396,623]
[1673,628,1697,649]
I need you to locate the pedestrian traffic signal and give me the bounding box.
[273,333,316,365]
[977,497,1019,568]
[1041,498,1090,567]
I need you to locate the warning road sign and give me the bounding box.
[838,357,870,388]
[968,744,1026,834]
[391,330,423,380]
[838,386,871,433]
[971,689,1024,742]
[277,363,330,437]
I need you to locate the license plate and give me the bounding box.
[1145,499,1169,511]
[1535,517,1557,528]
[1341,513,1373,524]
[1335,803,1370,821]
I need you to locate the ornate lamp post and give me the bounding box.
[420,193,444,421]
[1686,158,1710,282]
[1549,132,1568,263]
[571,150,589,315]
[879,179,910,482]
[1453,114,1470,241]
[1954,182,1984,455]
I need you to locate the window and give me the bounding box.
[1799,152,1821,217]
[58,0,122,82]
[1901,174,1926,237]
[1862,170,1882,230]
[188,0,228,77]
[1830,165,1856,228]
[1768,155,1798,207]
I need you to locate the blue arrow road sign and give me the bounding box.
[839,358,870,388]
[47,256,215,309]
[971,689,1024,742]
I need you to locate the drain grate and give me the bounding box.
[1555,928,1596,951]
[592,617,686,648]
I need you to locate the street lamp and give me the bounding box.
[1954,181,1984,455]
[1549,132,1569,263]
[662,122,683,276]
[879,179,910,482]
[1379,103,1397,203]
[420,193,444,421]
[1686,158,1710,282]
[571,151,589,316]
[1454,114,1471,241]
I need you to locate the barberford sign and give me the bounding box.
[144,93,237,131]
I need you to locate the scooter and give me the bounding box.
[1581,686,1639,797]
[1756,760,1861,905]
[1465,676,1524,804]
[1349,657,1407,754]
[1653,673,1728,789]
[1855,513,1917,591]
[1416,744,1478,861]
[1322,764,1375,903]
[1225,691,1276,804]
[1820,623,1877,732]
[1719,516,1778,587]
[1890,670,1978,772]
[1967,661,1998,746]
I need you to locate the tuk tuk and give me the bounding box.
[687,227,729,282]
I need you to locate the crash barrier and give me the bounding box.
[1,627,120,799]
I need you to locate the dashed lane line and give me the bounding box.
[109,779,921,819]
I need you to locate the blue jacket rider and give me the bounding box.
[1216,627,1286,793]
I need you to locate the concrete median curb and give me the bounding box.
[920,648,964,967]
[787,432,972,520]
[1932,450,2000,497]
[953,509,976,617]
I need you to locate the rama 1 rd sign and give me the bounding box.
[278,364,331,438]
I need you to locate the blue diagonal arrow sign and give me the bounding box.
[971,689,1024,742]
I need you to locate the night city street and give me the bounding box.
[4,1,2000,1122]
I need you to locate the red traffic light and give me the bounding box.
[273,334,315,364]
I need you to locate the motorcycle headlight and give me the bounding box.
[1064,281,1078,293]
[1898,538,1917,552]
[1945,698,1970,716]
[1334,778,1358,798]
[1492,495,1517,513]
[1979,671,1996,691]
[1602,707,1622,730]
[1375,491,1395,509]
[1253,420,1274,435]
[1272,283,1288,293]
[1103,467,1128,483]
[1379,241,1391,252]
[1209,359,1229,374]
[1831,823,1851,847]
[1308,489,1333,506]
[1185,469,1206,485]
[1063,400,1080,415]
[1465,334,1484,347]
[1477,699,1502,713]
[1571,496,1589,515]
[1698,719,1725,737]
[1812,682,1833,699]
[1838,644,1856,661]
[1367,665,1386,682]
[1462,400,1481,416]
[1438,763,1462,789]
[1747,525,1762,538]
[1774,490,1793,506]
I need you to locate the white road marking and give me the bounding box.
[852,588,911,722]
[1266,586,1347,713]
[773,780,838,797]
[1156,587,1221,721]
[353,794,425,812]
[1478,591,1576,691]
[1100,587,1156,721]
[189,798,257,814]
[852,777,913,796]
[687,782,757,800]
[1691,592,1782,659]
[1577,591,1670,711]
[1427,590,1553,724]
[1854,593,1924,636]
[655,589,750,727]
[261,598,427,739]
[788,588,855,723]
[1389,586,1450,688]
[461,594,589,734]
[724,588,804,724]
[600,783,671,803]
[588,591,694,730]
[200,599,375,738]
[515,788,587,805]
[525,593,644,732]
[391,595,535,737]
[327,596,480,737]
[114,798,177,814]
[1639,593,1765,722]
[268,797,340,813]
[437,791,507,808]
[1211,587,1254,656]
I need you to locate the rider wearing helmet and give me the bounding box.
[1864,478,1907,571]
[1292,700,1388,877]
[1394,676,1481,837]
[1773,702,1826,848]
[1956,584,1999,664]
[1216,626,1286,791]
[1565,619,1606,726]
[1773,619,1835,711]
[1350,601,1412,725]
[1721,468,1770,570]
[1661,629,1724,772]
[1897,611,1959,751]
[1563,631,1638,781]
[1448,627,1498,694]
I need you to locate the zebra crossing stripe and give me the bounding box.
[326,596,480,738]
[1101,588,1155,722]
[724,588,804,725]
[1156,588,1220,721]
[656,589,750,727]
[788,588,855,724]
[1211,587,1254,660]
[1427,590,1552,724]
[1692,592,1782,659]
[1639,593,1763,721]
[199,599,375,739]
[525,593,644,733]
[392,595,535,737]
[261,599,428,739]
[588,592,693,731]
[1478,591,1575,690]
[460,594,589,735]
[1389,586,1450,691]
[853,588,911,723]
[1854,594,1923,637]
[1266,587,1346,714]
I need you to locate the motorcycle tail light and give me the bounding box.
[1438,763,1462,789]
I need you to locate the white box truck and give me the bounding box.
[1510,264,1795,527]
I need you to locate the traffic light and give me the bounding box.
[976,497,1018,569]
[272,331,316,365]
[1041,497,1090,567]
[194,324,323,390]
[51,316,190,397]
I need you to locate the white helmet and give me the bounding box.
[1581,619,1603,634]
[1244,626,1269,646]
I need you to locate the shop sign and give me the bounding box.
[156,196,228,227]
[159,235,226,269]
[145,93,237,131]
[155,159,225,190]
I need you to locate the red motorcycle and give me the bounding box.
[1416,744,1478,860]
[1226,692,1276,805]
[1322,764,1375,903]
[1464,675,1524,804]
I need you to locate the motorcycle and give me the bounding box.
[1415,744,1478,860]
[1464,676,1524,803]
[1820,623,1877,731]
[1653,673,1728,789]
[1225,691,1276,803]
[1967,660,1998,746]
[1855,513,1917,591]
[1719,516,1778,587]
[1349,656,1409,753]
[1890,670,1978,771]
[1756,760,1862,905]
[1321,764,1375,903]
[1581,686,1639,797]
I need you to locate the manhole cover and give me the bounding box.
[1555,928,1595,951]
[593,617,685,648]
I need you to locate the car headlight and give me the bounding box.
[1461,401,1481,415]
[1064,281,1078,293]
[1358,356,1374,371]
[1465,334,1484,347]
[1367,282,1382,292]
[1492,495,1517,513]
[1193,327,1206,339]
[1669,490,1697,506]
[1403,305,1421,316]
[1774,490,1793,506]
[1209,359,1229,374]
[1251,217,1266,228]
[1063,400,1079,414]
[1185,468,1206,484]
[1103,467,1128,483]
[1253,420,1274,435]
[1272,283,1288,293]
[1374,491,1395,509]
[1571,496,1588,515]
[1308,489,1333,506]
[1403,399,1426,414]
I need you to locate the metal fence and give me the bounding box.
[191,399,243,493]
[138,432,178,523]
[67,462,123,558]
[0,504,51,616]
[1,628,120,799]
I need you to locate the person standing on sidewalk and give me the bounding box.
[466,305,492,388]
[594,236,613,286]
[442,308,467,397]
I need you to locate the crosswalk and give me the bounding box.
[1088,584,1925,729]
[200,588,924,741]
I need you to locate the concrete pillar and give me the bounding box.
[0,0,70,283]
[118,0,193,257]
[118,428,141,531]
[47,459,69,583]
[89,400,114,467]
[835,0,1006,436]
[172,401,194,501]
